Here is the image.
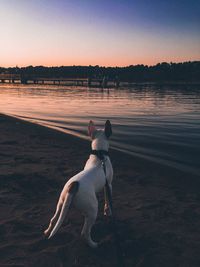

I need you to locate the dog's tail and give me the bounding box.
[48,181,79,239]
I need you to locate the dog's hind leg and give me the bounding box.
[81,197,98,248]
[44,201,63,237]
[44,181,79,238]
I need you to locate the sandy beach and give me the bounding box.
[0,113,200,267]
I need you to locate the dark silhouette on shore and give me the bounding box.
[0,61,200,83]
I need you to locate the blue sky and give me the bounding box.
[0,0,199,66]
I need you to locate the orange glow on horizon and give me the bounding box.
[1,55,200,68]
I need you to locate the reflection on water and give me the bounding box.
[0,83,200,176]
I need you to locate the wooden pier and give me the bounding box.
[0,74,120,87]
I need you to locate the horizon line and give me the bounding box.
[1,60,200,69]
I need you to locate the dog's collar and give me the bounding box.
[90,150,109,160]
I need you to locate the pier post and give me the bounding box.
[21,79,27,84]
[88,78,91,87]
[115,80,120,88]
[102,76,108,88]
[115,76,120,88]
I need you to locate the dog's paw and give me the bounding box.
[88,240,98,249]
[81,233,98,248]
[43,229,50,238]
[104,206,112,217]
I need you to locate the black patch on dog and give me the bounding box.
[68,181,79,194]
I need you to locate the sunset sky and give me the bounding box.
[0,0,199,67]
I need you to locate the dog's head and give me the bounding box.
[88,120,112,151]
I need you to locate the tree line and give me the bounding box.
[0,61,199,82]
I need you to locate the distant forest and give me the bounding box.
[0,61,200,82]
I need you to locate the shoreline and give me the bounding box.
[5,112,200,177]
[0,113,200,267]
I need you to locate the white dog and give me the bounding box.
[44,120,113,248]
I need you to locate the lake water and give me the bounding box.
[0,83,200,176]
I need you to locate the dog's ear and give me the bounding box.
[88,120,96,138]
[104,120,112,138]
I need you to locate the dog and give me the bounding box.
[44,120,113,248]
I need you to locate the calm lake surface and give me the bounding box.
[0,84,200,176]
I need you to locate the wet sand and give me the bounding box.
[0,113,200,267]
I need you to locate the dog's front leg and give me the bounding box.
[104,184,112,216]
